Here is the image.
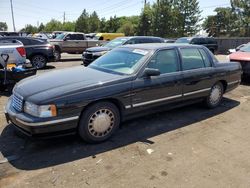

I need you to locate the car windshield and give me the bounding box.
[175,38,191,43]
[239,44,250,52]
[55,33,66,40]
[89,48,150,75]
[104,38,129,49]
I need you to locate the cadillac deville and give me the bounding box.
[5,44,242,143]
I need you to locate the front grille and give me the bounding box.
[12,93,24,112]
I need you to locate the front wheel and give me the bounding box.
[205,82,224,108]
[78,102,120,143]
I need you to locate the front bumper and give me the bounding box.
[5,97,79,137]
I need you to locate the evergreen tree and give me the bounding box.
[75,9,89,33]
[231,0,250,36]
[38,23,45,32]
[99,18,107,32]
[89,11,100,33]
[137,3,153,36]
[151,0,175,37]
[174,0,202,36]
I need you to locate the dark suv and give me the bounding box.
[82,36,165,66]
[175,37,218,54]
[0,37,55,69]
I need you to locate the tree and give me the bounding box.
[21,24,38,33]
[118,21,134,36]
[38,23,45,32]
[62,21,76,31]
[137,3,153,36]
[89,11,100,32]
[231,0,250,36]
[99,18,107,32]
[0,22,8,31]
[44,19,63,32]
[174,0,202,36]
[151,0,177,37]
[104,16,120,33]
[203,7,240,37]
[75,9,89,33]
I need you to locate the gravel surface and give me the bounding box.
[1,54,250,188]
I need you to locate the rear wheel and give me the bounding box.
[78,102,120,143]
[31,55,47,69]
[205,82,224,108]
[54,49,61,61]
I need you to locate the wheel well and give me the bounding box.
[30,53,48,61]
[218,80,227,93]
[54,45,61,52]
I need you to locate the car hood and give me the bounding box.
[86,46,111,52]
[13,66,128,104]
[229,51,250,61]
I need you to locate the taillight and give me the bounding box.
[16,47,26,57]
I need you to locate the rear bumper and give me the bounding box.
[5,97,79,138]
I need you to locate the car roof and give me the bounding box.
[116,36,163,40]
[119,43,202,50]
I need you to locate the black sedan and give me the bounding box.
[5,44,242,143]
[0,37,55,69]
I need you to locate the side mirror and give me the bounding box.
[143,68,160,77]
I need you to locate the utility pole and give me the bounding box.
[63,12,65,24]
[10,0,16,32]
[144,0,147,8]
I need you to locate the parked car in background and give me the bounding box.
[175,37,218,54]
[164,38,176,43]
[94,33,125,41]
[49,32,102,61]
[228,43,249,54]
[33,33,52,40]
[83,36,165,66]
[0,41,36,91]
[51,31,65,39]
[5,44,241,143]
[0,37,55,69]
[229,43,250,77]
[0,40,26,66]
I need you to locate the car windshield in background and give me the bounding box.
[240,44,250,52]
[55,33,66,40]
[175,38,191,43]
[104,38,129,49]
[89,48,150,75]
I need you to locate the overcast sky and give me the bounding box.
[0,0,230,31]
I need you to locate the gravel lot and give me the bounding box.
[1,54,250,188]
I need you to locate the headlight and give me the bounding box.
[92,51,108,56]
[24,101,57,118]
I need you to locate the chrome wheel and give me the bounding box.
[32,55,46,69]
[209,84,223,105]
[88,108,115,138]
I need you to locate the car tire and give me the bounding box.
[31,55,47,69]
[54,50,61,61]
[78,102,120,143]
[205,82,224,108]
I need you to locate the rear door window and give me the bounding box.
[75,34,85,40]
[180,48,205,70]
[199,49,211,67]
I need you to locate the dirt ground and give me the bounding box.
[1,54,250,188]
